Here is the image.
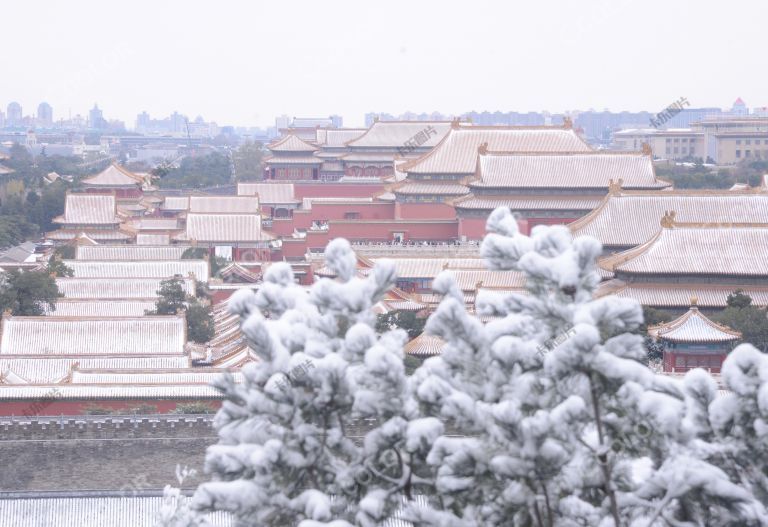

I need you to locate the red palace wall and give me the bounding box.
[459,216,531,239]
[270,217,295,236]
[282,238,310,259]
[526,217,581,232]
[328,220,459,242]
[395,202,457,220]
[294,183,385,200]
[85,188,142,199]
[663,351,725,374]
[0,398,222,416]
[233,247,271,261]
[291,203,396,230]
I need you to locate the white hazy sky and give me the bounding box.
[1,0,766,128]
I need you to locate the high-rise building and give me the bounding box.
[0,110,5,128]
[37,102,53,126]
[136,111,151,132]
[89,104,105,129]
[6,102,22,127]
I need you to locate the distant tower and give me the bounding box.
[732,97,748,117]
[89,104,105,129]
[6,102,22,127]
[136,111,150,131]
[37,102,53,127]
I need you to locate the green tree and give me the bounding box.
[233,141,264,181]
[148,275,215,344]
[0,269,60,315]
[181,246,224,277]
[186,302,215,343]
[47,258,73,277]
[716,292,768,352]
[158,152,232,189]
[375,309,427,339]
[150,276,188,315]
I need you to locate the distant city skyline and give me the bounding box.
[2,0,767,128]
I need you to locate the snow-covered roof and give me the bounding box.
[0,316,186,356]
[648,304,741,343]
[402,124,592,175]
[189,195,260,214]
[162,196,189,210]
[45,230,131,242]
[471,151,669,190]
[368,257,486,278]
[0,494,429,527]
[181,213,268,243]
[56,277,196,299]
[236,182,299,204]
[129,218,179,231]
[69,368,242,385]
[570,191,768,248]
[405,333,445,357]
[394,182,470,196]
[346,121,452,149]
[53,194,120,225]
[0,355,190,384]
[81,163,143,186]
[267,133,318,152]
[62,260,210,281]
[315,127,367,147]
[599,223,768,277]
[76,245,193,261]
[453,195,603,211]
[43,300,157,317]
[135,233,171,245]
[596,280,768,308]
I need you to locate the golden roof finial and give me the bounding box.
[691,295,698,307]
[478,142,489,155]
[642,142,652,156]
[608,179,623,195]
[442,262,449,270]
[562,116,573,129]
[660,210,676,228]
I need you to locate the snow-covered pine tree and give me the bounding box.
[407,207,768,526]
[174,238,427,526]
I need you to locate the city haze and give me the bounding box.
[2,0,766,127]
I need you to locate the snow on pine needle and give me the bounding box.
[181,239,429,527]
[408,207,768,527]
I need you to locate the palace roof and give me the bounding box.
[453,195,603,211]
[599,222,768,276]
[264,154,322,165]
[648,303,741,343]
[470,151,669,190]
[345,120,452,149]
[237,182,300,204]
[267,134,319,152]
[0,355,190,384]
[315,128,367,147]
[127,218,180,231]
[76,245,193,260]
[368,257,487,278]
[179,213,269,243]
[596,281,768,308]
[404,333,445,357]
[46,230,132,242]
[53,194,120,225]
[56,277,196,299]
[69,368,243,385]
[62,260,210,281]
[402,124,592,175]
[135,233,171,245]
[0,315,186,356]
[394,182,470,196]
[188,195,260,214]
[162,196,190,211]
[570,190,768,248]
[43,300,157,317]
[81,163,144,187]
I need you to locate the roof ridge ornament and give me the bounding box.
[562,116,573,129]
[690,295,698,307]
[642,142,652,156]
[608,179,624,195]
[478,142,489,155]
[660,210,676,228]
[451,118,461,129]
